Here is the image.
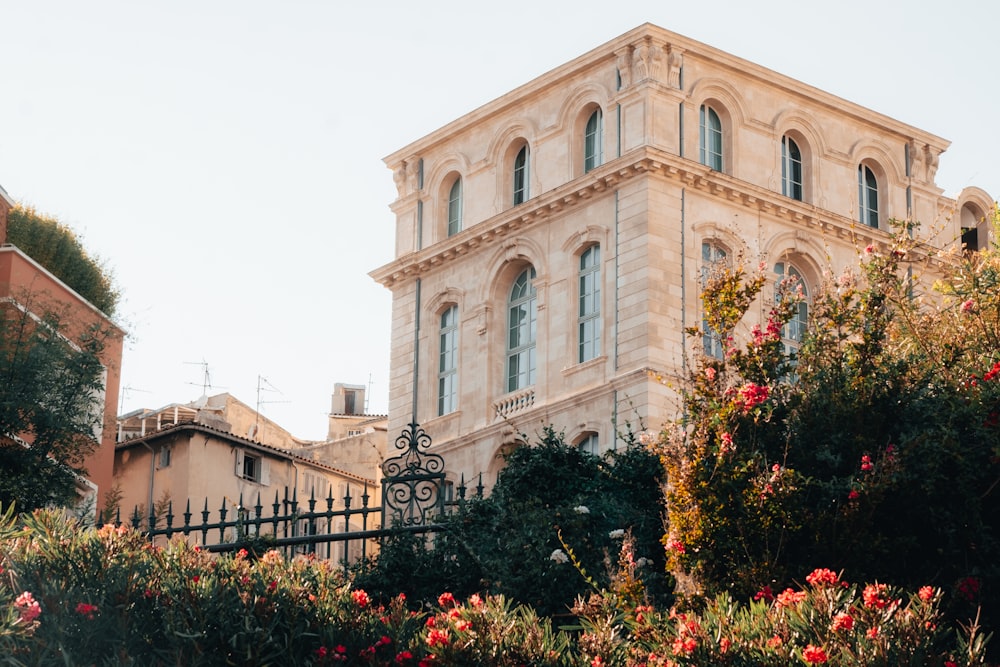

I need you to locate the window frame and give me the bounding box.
[774,261,809,356]
[513,145,530,205]
[438,305,459,416]
[578,245,601,363]
[699,104,723,171]
[781,135,803,201]
[447,177,462,236]
[506,267,537,392]
[701,241,728,359]
[577,432,600,456]
[584,108,603,173]
[858,164,879,228]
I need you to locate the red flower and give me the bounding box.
[395,651,414,664]
[775,588,806,608]
[860,455,873,472]
[766,635,783,649]
[426,628,450,648]
[191,575,200,584]
[75,602,98,620]
[351,589,371,608]
[802,644,828,664]
[957,576,980,601]
[455,620,472,632]
[719,637,731,653]
[315,647,328,658]
[866,626,879,639]
[667,540,686,554]
[753,585,774,602]
[437,592,456,608]
[918,586,935,602]
[848,489,860,500]
[862,583,889,609]
[735,382,770,413]
[831,612,854,632]
[671,636,697,656]
[14,591,41,624]
[806,568,839,587]
[467,593,483,608]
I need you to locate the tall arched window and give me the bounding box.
[701,241,727,358]
[782,136,803,201]
[577,432,600,456]
[447,178,462,236]
[578,245,601,362]
[438,305,458,415]
[513,145,530,205]
[506,267,537,391]
[584,109,603,173]
[699,105,723,171]
[774,262,808,357]
[858,164,879,228]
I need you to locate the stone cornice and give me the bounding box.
[370,147,946,288]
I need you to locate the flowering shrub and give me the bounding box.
[0,508,992,665]
[653,212,1000,637]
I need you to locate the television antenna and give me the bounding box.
[184,360,221,395]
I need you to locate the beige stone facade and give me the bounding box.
[371,24,994,489]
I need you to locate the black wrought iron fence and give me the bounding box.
[118,422,483,563]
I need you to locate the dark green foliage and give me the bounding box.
[7,206,119,316]
[355,427,671,616]
[0,299,110,512]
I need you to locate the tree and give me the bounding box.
[6,206,120,316]
[354,427,670,615]
[0,293,112,512]
[658,209,1000,626]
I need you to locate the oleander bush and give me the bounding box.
[0,511,991,665]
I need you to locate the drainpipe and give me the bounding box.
[139,441,155,532]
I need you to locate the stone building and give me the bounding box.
[370,23,994,488]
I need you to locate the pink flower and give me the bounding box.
[454,619,472,633]
[860,455,873,472]
[753,585,774,603]
[866,626,879,639]
[437,592,456,608]
[848,489,860,500]
[671,636,697,656]
[719,432,734,454]
[704,367,716,381]
[806,568,839,587]
[467,593,483,608]
[961,299,976,313]
[735,383,769,413]
[766,635,783,648]
[775,588,807,608]
[918,586,935,602]
[14,591,41,624]
[864,244,875,254]
[667,540,686,554]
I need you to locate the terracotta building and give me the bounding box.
[370,23,994,488]
[0,189,124,518]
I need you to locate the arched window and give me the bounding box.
[961,203,987,253]
[782,136,803,201]
[447,178,462,236]
[701,241,727,358]
[578,245,601,362]
[438,305,458,415]
[506,267,537,391]
[858,165,879,228]
[584,109,603,173]
[513,145,530,205]
[577,432,600,456]
[774,262,809,357]
[699,105,723,171]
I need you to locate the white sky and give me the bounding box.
[1,0,996,441]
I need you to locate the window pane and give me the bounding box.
[584,109,603,172]
[447,179,462,236]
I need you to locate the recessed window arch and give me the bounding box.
[774,261,809,357]
[781,135,803,201]
[447,177,462,237]
[858,163,880,228]
[507,266,537,392]
[701,241,728,358]
[438,305,459,416]
[578,245,601,363]
[699,104,723,171]
[513,144,530,205]
[584,108,603,173]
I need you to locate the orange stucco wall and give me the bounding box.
[0,246,124,517]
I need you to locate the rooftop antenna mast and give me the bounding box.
[184,360,214,395]
[254,375,289,437]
